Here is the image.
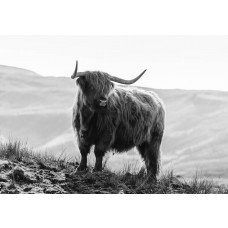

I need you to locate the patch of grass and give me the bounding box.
[115,167,228,194]
[0,140,76,171]
[0,140,32,161]
[185,172,227,194]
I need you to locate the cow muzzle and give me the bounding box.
[98,98,107,107]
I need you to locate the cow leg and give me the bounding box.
[78,145,90,171]
[145,140,161,181]
[137,137,162,181]
[93,148,105,172]
[138,115,164,180]
[93,125,115,172]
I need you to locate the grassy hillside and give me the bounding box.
[0,141,227,194]
[1,65,228,183]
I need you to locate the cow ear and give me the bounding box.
[77,77,86,91]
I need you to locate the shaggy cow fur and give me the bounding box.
[72,71,165,179]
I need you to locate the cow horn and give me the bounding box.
[108,70,147,84]
[71,61,85,79]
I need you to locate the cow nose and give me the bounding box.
[98,98,107,107]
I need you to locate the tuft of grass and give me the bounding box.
[0,140,77,171]
[185,172,223,194]
[0,140,32,161]
[116,166,228,194]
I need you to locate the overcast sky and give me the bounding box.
[0,36,228,91]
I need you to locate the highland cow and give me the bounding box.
[71,61,165,179]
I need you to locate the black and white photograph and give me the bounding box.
[1,35,228,194]
[0,0,227,227]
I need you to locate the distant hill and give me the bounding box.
[1,65,228,183]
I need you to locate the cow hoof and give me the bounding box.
[146,174,157,183]
[93,167,102,172]
[77,165,87,172]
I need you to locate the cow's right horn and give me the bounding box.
[71,61,85,79]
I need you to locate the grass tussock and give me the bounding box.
[0,140,228,194]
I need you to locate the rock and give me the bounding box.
[10,166,25,181]
[2,188,20,194]
[24,172,37,183]
[38,170,44,175]
[171,176,190,190]
[23,186,33,192]
[38,161,58,171]
[92,189,110,194]
[52,173,66,183]
[9,166,38,183]
[99,190,111,194]
[44,186,66,194]
[0,175,8,182]
[7,183,16,189]
[0,183,7,190]
[0,160,10,170]
[42,179,51,184]
[34,173,42,181]
[30,186,44,194]
[48,171,56,177]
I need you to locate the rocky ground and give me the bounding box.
[1,141,228,194]
[0,159,66,193]
[0,158,159,194]
[1,157,228,194]
[0,157,138,194]
[0,158,142,194]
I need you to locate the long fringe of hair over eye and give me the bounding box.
[85,71,113,95]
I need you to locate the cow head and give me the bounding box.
[75,71,113,111]
[71,61,147,111]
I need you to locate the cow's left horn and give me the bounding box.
[71,60,85,79]
[108,70,147,85]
